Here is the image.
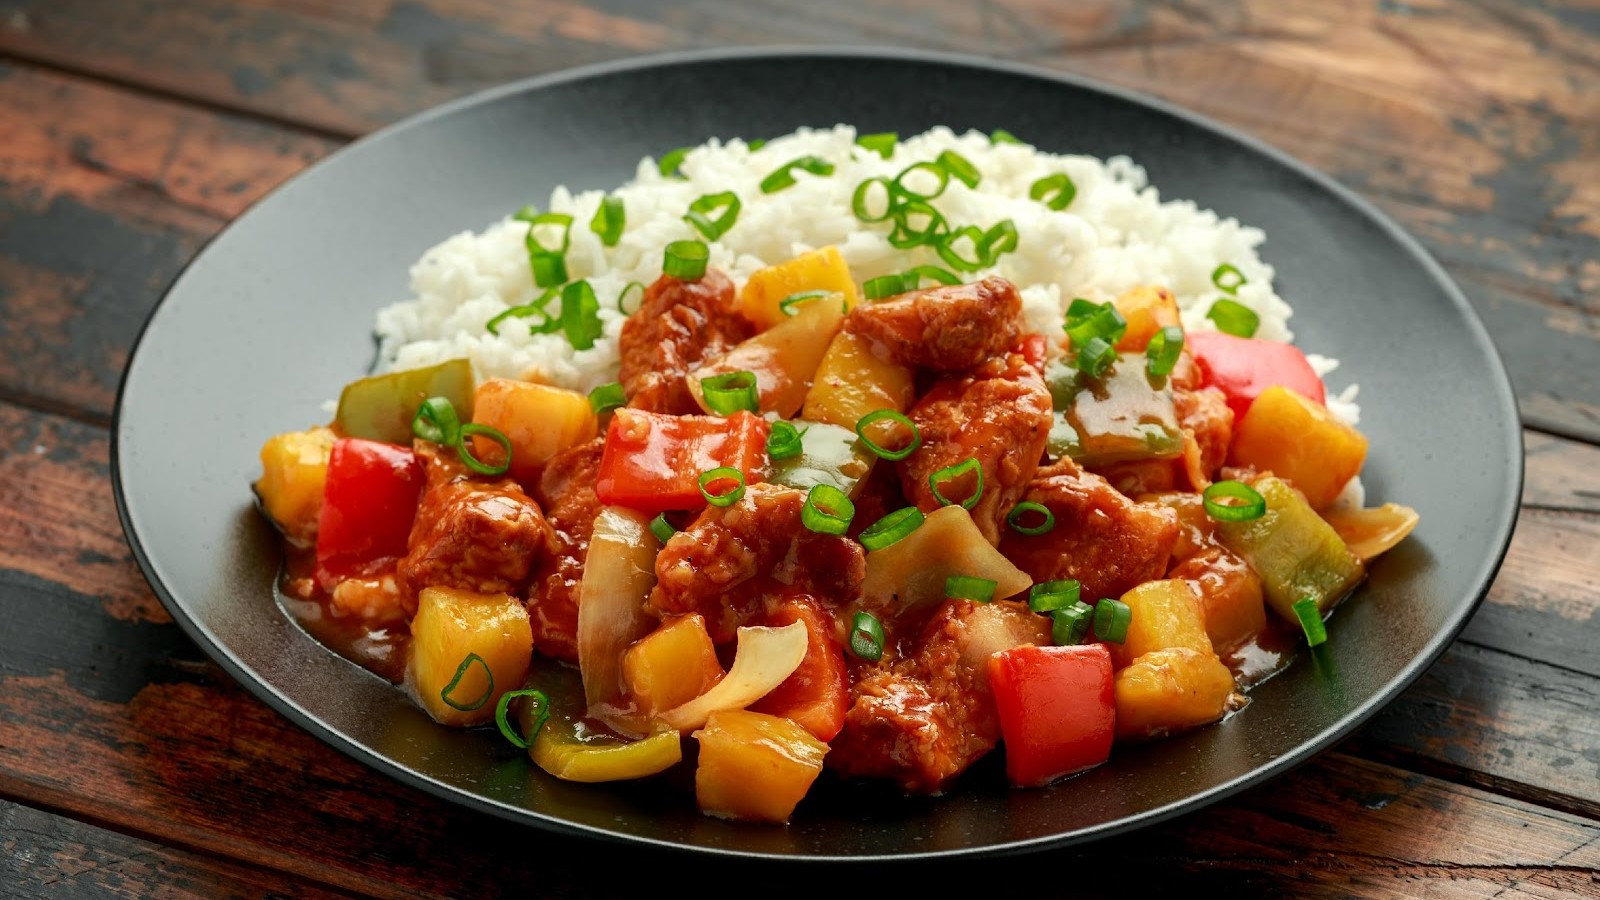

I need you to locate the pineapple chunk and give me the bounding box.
[693,709,828,824]
[1108,579,1214,670]
[739,245,860,331]
[406,587,532,727]
[471,378,597,488]
[1114,647,1236,741]
[1172,548,1267,655]
[1112,285,1181,352]
[689,297,844,418]
[623,614,724,719]
[254,426,335,546]
[801,329,916,430]
[1229,385,1367,509]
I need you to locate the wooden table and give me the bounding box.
[1,1,1596,896]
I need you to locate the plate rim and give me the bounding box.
[111,44,1525,862]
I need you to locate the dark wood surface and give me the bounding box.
[0,1,1595,896]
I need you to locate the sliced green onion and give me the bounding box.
[684,191,741,240]
[524,213,574,256]
[495,688,548,749]
[441,653,493,711]
[862,273,911,301]
[1074,335,1117,378]
[1212,263,1247,294]
[857,132,897,158]
[892,161,950,200]
[457,423,512,476]
[512,204,540,223]
[1064,300,1128,349]
[802,484,855,535]
[929,457,984,510]
[1029,173,1077,211]
[1207,298,1260,338]
[617,281,644,315]
[649,513,676,544]
[1203,480,1267,522]
[747,138,767,151]
[779,290,831,316]
[700,370,759,416]
[1093,598,1132,644]
[530,252,567,288]
[1065,297,1102,323]
[1006,501,1056,536]
[990,129,1025,145]
[761,155,835,193]
[590,195,625,247]
[851,177,896,223]
[905,265,960,287]
[945,575,997,603]
[411,395,462,445]
[1293,596,1327,647]
[663,240,709,279]
[658,146,690,178]
[848,610,885,662]
[858,507,924,552]
[980,219,1018,260]
[766,421,805,460]
[560,280,603,351]
[698,467,746,508]
[936,150,981,188]
[485,289,558,336]
[854,409,921,461]
[886,198,949,249]
[1146,325,1185,378]
[936,225,987,272]
[588,382,625,416]
[1028,579,1081,613]
[1051,601,1094,645]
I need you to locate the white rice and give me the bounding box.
[374,125,1359,424]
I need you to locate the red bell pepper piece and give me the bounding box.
[1186,330,1325,421]
[988,643,1115,787]
[315,438,424,582]
[594,408,769,514]
[750,595,849,742]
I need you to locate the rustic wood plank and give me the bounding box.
[0,60,336,421]
[0,799,346,899]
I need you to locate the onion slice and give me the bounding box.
[1321,503,1420,561]
[576,507,662,714]
[658,621,808,732]
[858,505,1032,618]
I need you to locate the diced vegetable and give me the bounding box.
[470,378,597,487]
[1186,331,1325,421]
[623,614,725,719]
[576,507,662,716]
[800,329,916,429]
[1111,286,1181,352]
[1114,647,1235,741]
[858,506,1032,619]
[749,597,849,741]
[314,438,424,582]
[694,709,828,824]
[406,587,533,727]
[1175,548,1267,655]
[530,709,682,783]
[594,408,769,514]
[988,644,1115,787]
[1322,503,1421,561]
[254,426,334,546]
[1214,475,1364,621]
[1044,356,1183,466]
[738,245,860,331]
[334,358,475,445]
[689,294,844,418]
[1108,579,1213,670]
[767,420,876,498]
[659,621,808,732]
[1229,385,1367,509]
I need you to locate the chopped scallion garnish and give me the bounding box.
[411,395,461,446]
[1006,501,1056,536]
[495,688,548,749]
[990,129,1025,145]
[698,467,746,508]
[936,150,981,188]
[1029,173,1077,211]
[1203,480,1267,522]
[1051,601,1094,645]
[512,204,540,223]
[1074,335,1117,378]
[588,382,625,416]
[1212,263,1247,294]
[929,457,984,510]
[945,575,997,603]
[1064,300,1128,349]
[649,513,676,544]
[1093,598,1132,644]
[849,610,886,661]
[851,177,896,223]
[590,195,625,247]
[885,198,949,249]
[863,273,911,301]
[441,653,494,712]
[1028,579,1081,613]
[684,191,741,241]
[560,280,602,351]
[856,132,897,159]
[760,155,835,194]
[659,146,690,178]
[779,290,833,316]
[801,484,855,535]
[524,213,574,289]
[457,423,512,476]
[663,240,709,279]
[1293,597,1328,647]
[858,507,924,552]
[904,265,960,287]
[1146,325,1185,378]
[700,370,759,416]
[855,409,921,461]
[1207,298,1260,337]
[892,160,950,201]
[617,281,644,315]
[766,421,805,460]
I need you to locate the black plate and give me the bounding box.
[112,47,1521,860]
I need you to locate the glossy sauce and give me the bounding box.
[278,547,411,684]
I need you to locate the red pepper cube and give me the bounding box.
[988,643,1115,787]
[1185,330,1325,421]
[594,408,769,514]
[315,438,424,581]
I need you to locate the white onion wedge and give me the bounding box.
[1321,503,1420,561]
[859,505,1032,615]
[658,621,808,732]
[577,507,662,714]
